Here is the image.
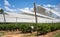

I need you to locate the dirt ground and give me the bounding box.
[0,30,60,37]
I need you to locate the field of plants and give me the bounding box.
[0,23,60,35]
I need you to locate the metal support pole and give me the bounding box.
[34,2,37,23]
[34,2,38,37]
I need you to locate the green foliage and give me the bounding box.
[0,9,4,14]
[0,23,60,35]
[37,23,60,35]
[38,24,51,34]
[20,24,31,33]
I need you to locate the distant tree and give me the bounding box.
[0,9,6,23]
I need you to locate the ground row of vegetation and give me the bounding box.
[0,23,60,35]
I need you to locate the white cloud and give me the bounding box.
[4,0,11,6]
[4,6,17,12]
[19,7,35,13]
[19,7,29,12]
[30,8,33,10]
[30,8,34,12]
[19,7,34,14]
[20,7,31,12]
[43,4,60,12]
[43,4,56,8]
[24,7,30,10]
[4,0,20,13]
[5,6,12,11]
[20,7,33,11]
[4,0,17,13]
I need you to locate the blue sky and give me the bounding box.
[0,0,60,13]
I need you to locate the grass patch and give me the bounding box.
[0,32,5,37]
[54,33,60,37]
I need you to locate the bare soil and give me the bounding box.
[0,30,60,37]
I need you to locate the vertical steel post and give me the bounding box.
[34,2,37,24]
[34,2,38,37]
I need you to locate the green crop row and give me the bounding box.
[37,23,60,35]
[0,23,60,35]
